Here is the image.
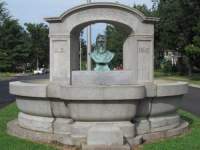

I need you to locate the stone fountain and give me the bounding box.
[8,2,188,150]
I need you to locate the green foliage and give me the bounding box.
[0,19,32,72]
[0,49,12,71]
[0,103,56,150]
[182,20,200,71]
[105,25,129,69]
[160,59,174,73]
[156,0,184,50]
[0,1,49,72]
[80,30,87,70]
[133,4,152,16]
[0,0,10,23]
[155,0,200,74]
[25,23,49,69]
[185,45,200,56]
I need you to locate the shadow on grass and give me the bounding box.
[181,115,193,125]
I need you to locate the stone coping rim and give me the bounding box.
[10,80,188,98]
[9,81,48,98]
[155,81,188,86]
[10,81,49,87]
[58,84,145,100]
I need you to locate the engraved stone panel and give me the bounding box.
[137,40,152,82]
[52,40,68,79]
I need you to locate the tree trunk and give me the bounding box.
[36,56,39,70]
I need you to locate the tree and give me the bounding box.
[0,19,31,71]
[0,0,10,25]
[0,1,49,72]
[0,48,11,71]
[155,0,200,74]
[133,4,152,16]
[184,21,200,75]
[0,1,30,72]
[80,30,87,70]
[105,25,129,69]
[25,23,49,69]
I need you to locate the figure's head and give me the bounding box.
[96,34,106,53]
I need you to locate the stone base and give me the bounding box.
[82,145,130,150]
[71,121,135,139]
[87,125,123,146]
[136,114,181,135]
[18,112,73,134]
[142,120,189,143]
[7,119,189,149]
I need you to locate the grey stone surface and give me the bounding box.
[18,112,54,133]
[16,97,52,117]
[68,102,138,121]
[10,81,48,97]
[82,145,130,150]
[54,118,73,134]
[18,112,73,134]
[136,114,180,135]
[150,114,180,128]
[156,82,188,97]
[87,126,123,146]
[59,85,145,100]
[7,119,188,147]
[149,114,180,132]
[126,136,143,146]
[143,83,157,97]
[7,119,55,143]
[52,101,70,118]
[150,96,183,116]
[136,98,151,117]
[135,118,150,135]
[16,97,70,118]
[142,120,189,143]
[72,71,135,85]
[71,122,135,139]
[136,95,185,118]
[47,81,145,101]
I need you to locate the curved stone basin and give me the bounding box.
[10,79,145,121]
[9,78,188,145]
[10,79,188,121]
[10,79,70,118]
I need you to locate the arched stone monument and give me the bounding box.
[8,3,188,150]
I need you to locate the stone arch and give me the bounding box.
[45,2,158,84]
[70,20,133,71]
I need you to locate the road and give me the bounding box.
[0,76,200,117]
[182,86,200,117]
[0,74,49,109]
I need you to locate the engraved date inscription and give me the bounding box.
[138,47,150,53]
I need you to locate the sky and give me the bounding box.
[5,0,153,43]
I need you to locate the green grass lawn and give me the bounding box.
[1,103,200,150]
[0,103,57,150]
[0,72,16,81]
[155,71,200,85]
